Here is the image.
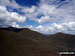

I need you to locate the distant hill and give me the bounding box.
[47,32,75,51]
[0,27,75,56]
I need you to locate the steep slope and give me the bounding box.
[0,28,58,56]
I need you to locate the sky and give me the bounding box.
[0,0,75,35]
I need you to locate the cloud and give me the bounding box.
[36,16,51,23]
[0,0,75,34]
[1,0,75,24]
[20,0,75,35]
[21,6,36,13]
[0,0,22,9]
[26,22,75,35]
[12,22,20,28]
[0,5,26,27]
[20,0,75,23]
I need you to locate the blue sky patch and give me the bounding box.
[15,0,40,7]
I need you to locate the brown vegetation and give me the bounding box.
[0,27,75,56]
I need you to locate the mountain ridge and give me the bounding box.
[0,27,74,36]
[0,27,75,56]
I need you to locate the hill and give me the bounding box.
[0,27,58,56]
[47,32,75,51]
[0,27,75,56]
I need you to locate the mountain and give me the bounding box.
[0,27,58,56]
[0,27,75,56]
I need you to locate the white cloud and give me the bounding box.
[21,6,36,13]
[1,0,75,24]
[0,0,22,9]
[20,0,75,23]
[0,0,75,34]
[0,5,26,27]
[12,22,19,28]
[37,16,51,23]
[20,0,75,35]
[52,22,75,34]
[26,22,75,35]
[53,23,65,31]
